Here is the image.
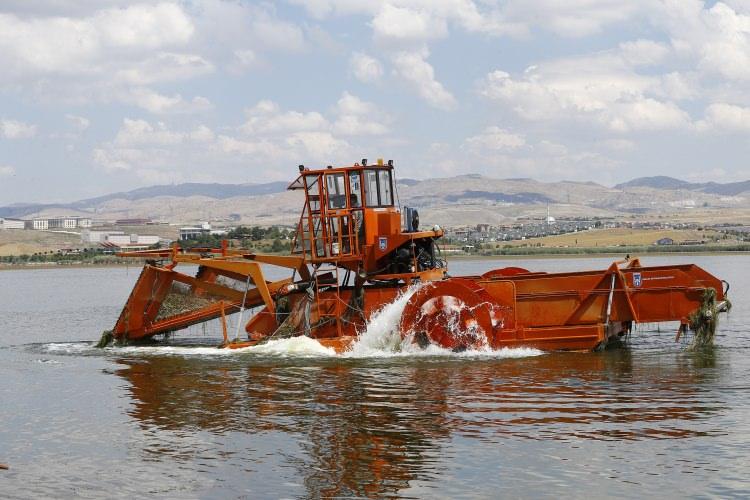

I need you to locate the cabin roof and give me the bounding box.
[287,163,392,190]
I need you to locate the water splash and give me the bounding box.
[345,284,422,357]
[345,284,544,359]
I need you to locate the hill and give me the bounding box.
[615,176,750,196]
[614,176,695,190]
[2,174,750,227]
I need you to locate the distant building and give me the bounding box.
[179,226,205,241]
[81,230,125,244]
[0,218,25,230]
[81,229,160,250]
[100,233,160,252]
[104,234,159,246]
[655,237,674,246]
[179,222,228,241]
[30,216,92,230]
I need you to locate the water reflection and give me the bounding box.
[117,358,451,497]
[113,347,729,497]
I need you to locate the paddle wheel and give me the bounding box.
[101,160,730,353]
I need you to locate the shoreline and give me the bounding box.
[0,261,137,271]
[446,250,750,260]
[2,248,749,271]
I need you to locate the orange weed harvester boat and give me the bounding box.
[102,160,730,353]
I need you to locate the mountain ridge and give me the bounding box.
[614,176,750,196]
[2,174,750,226]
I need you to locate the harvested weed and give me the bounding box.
[689,288,719,349]
[155,283,214,321]
[95,329,114,348]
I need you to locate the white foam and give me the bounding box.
[111,336,336,358]
[235,336,336,357]
[344,284,544,360]
[44,342,93,355]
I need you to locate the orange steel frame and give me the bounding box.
[110,162,729,353]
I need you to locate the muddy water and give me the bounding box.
[1,256,749,498]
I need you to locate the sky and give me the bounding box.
[1,0,750,205]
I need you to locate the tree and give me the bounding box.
[250,226,265,241]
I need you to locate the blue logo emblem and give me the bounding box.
[379,237,387,251]
[633,272,642,287]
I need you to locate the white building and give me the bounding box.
[100,233,161,252]
[0,218,25,230]
[31,216,93,230]
[105,234,160,246]
[179,222,228,241]
[179,226,205,241]
[81,230,125,244]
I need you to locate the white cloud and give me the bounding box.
[699,103,750,132]
[372,4,448,42]
[350,52,383,82]
[65,114,90,131]
[463,126,525,152]
[289,0,526,38]
[0,165,16,176]
[94,3,194,49]
[92,95,369,179]
[121,88,213,114]
[0,3,194,79]
[391,48,456,110]
[249,10,306,52]
[92,148,136,172]
[113,52,214,86]
[333,92,389,135]
[285,131,350,160]
[190,125,215,143]
[452,128,617,181]
[607,98,691,132]
[0,119,37,139]
[114,119,186,146]
[659,0,750,81]
[231,49,257,73]
[0,1,310,117]
[240,100,330,135]
[478,52,693,132]
[619,39,671,66]
[502,0,651,38]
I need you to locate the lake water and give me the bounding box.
[1,255,749,498]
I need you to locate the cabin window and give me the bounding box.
[348,172,362,207]
[326,173,346,209]
[363,168,394,207]
[305,175,321,213]
[365,170,379,206]
[378,169,393,206]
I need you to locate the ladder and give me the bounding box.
[311,263,343,337]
